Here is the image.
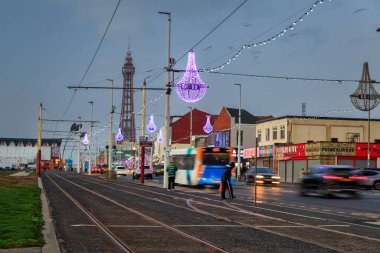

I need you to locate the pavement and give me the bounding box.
[0,172,60,253]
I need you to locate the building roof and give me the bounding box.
[225,107,273,124]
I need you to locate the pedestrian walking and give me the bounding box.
[166,161,178,191]
[221,162,236,199]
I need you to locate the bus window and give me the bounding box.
[202,152,230,166]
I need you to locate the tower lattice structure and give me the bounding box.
[120,46,136,143]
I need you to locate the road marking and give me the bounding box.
[365,221,380,226]
[256,225,306,228]
[318,225,350,227]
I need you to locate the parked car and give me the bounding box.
[354,168,380,190]
[133,165,153,180]
[300,165,364,198]
[246,167,280,185]
[154,165,164,176]
[116,166,127,176]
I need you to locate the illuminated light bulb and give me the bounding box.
[157,129,164,143]
[116,128,124,142]
[146,115,157,133]
[175,51,208,103]
[82,134,89,145]
[203,115,213,134]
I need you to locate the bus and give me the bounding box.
[170,146,235,186]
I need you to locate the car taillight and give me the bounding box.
[323,175,343,180]
[349,176,367,180]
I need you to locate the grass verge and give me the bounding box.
[0,175,44,249]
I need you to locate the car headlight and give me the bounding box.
[271,176,280,179]
[256,175,264,178]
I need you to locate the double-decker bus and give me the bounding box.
[170,146,235,186]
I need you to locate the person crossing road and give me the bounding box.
[221,162,236,199]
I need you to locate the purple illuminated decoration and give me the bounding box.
[146,115,157,133]
[203,115,213,134]
[157,129,164,143]
[82,134,89,145]
[175,51,208,103]
[116,128,124,142]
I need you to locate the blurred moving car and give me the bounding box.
[133,165,153,180]
[116,166,127,176]
[300,165,365,198]
[354,168,380,190]
[126,167,134,175]
[154,165,164,176]
[246,167,280,185]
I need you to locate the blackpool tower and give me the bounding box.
[119,45,136,143]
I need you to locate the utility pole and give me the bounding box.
[107,79,114,180]
[77,116,81,173]
[88,101,94,175]
[141,79,147,184]
[36,103,43,177]
[188,107,192,146]
[235,83,242,180]
[159,11,171,189]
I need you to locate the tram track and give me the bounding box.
[79,173,380,252]
[58,173,380,252]
[46,173,234,253]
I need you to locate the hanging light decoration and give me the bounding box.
[203,115,213,134]
[157,129,164,143]
[82,134,89,145]
[146,115,157,133]
[175,51,208,103]
[116,128,124,142]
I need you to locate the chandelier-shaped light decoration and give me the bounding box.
[203,115,213,134]
[175,51,209,103]
[157,129,164,143]
[82,134,89,145]
[116,128,124,142]
[146,115,157,133]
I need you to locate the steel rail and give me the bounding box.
[45,173,135,253]
[51,173,233,253]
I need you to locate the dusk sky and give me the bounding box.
[1,0,379,157]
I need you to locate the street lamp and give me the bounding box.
[235,83,242,180]
[188,107,192,146]
[88,101,94,175]
[77,116,81,173]
[159,11,171,189]
[106,78,114,179]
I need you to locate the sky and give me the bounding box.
[1,0,380,158]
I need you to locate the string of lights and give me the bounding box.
[200,0,333,72]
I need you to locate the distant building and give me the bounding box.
[0,138,62,168]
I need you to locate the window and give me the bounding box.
[272,126,277,140]
[257,130,262,142]
[236,130,243,146]
[280,125,285,139]
[215,131,230,147]
[265,128,270,141]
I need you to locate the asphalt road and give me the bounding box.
[42,171,380,253]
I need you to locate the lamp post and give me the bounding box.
[235,83,242,180]
[77,116,81,173]
[106,79,114,179]
[350,62,380,167]
[188,107,192,147]
[159,11,171,189]
[88,101,94,175]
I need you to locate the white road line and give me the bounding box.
[365,221,380,226]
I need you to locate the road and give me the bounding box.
[42,171,380,253]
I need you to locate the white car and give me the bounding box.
[116,166,127,176]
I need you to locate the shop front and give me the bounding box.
[276,142,380,183]
[243,145,274,172]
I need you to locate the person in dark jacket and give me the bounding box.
[221,162,235,199]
